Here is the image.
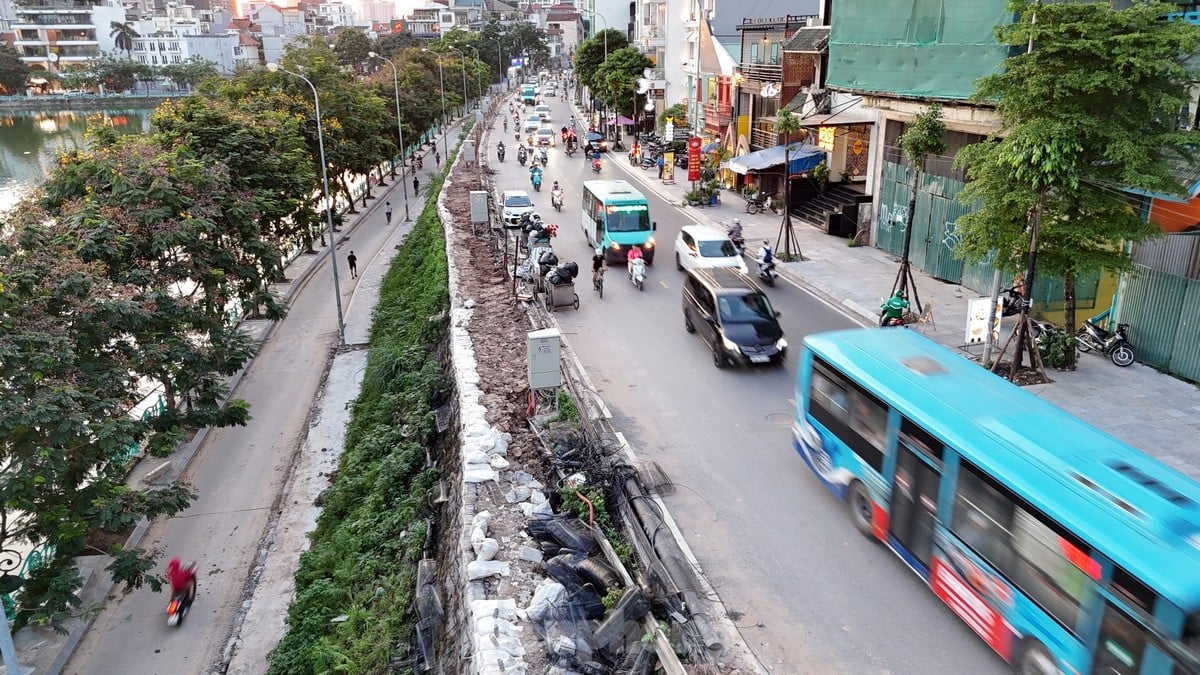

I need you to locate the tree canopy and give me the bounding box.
[0,45,30,95]
[955,0,1196,337]
[593,47,652,117]
[573,30,630,92]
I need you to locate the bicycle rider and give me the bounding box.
[591,247,606,289]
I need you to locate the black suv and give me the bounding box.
[682,268,787,368]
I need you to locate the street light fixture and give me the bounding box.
[447,46,469,117]
[266,62,346,348]
[368,51,411,223]
[422,48,450,161]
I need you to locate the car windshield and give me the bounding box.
[698,239,737,258]
[538,129,553,136]
[505,195,532,207]
[527,116,541,122]
[604,205,650,232]
[718,292,776,323]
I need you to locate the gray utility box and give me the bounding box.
[463,139,476,164]
[527,328,562,389]
[469,191,489,224]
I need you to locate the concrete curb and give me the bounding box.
[38,117,468,674]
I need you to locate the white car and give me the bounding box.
[674,224,747,273]
[535,127,556,146]
[535,105,552,121]
[501,189,534,225]
[523,115,542,132]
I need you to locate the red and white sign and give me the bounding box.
[931,558,1014,661]
[687,136,702,182]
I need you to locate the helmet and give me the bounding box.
[733,218,740,226]
[763,239,770,246]
[595,248,603,256]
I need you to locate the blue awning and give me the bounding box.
[723,143,826,175]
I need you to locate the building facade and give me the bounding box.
[12,0,127,71]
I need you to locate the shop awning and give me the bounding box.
[798,110,876,127]
[723,143,826,175]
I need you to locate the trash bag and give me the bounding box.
[560,261,579,279]
[546,517,597,554]
[539,250,559,266]
[544,554,606,620]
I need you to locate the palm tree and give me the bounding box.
[110,22,140,58]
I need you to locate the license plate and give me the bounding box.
[750,355,770,364]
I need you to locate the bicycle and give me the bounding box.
[593,267,605,299]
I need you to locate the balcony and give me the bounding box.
[703,101,732,133]
[750,126,778,150]
[740,61,782,83]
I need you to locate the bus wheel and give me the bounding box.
[847,481,874,538]
[1015,640,1055,675]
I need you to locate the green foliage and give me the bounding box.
[266,144,452,675]
[593,47,652,116]
[158,57,220,91]
[898,103,946,169]
[1038,329,1078,371]
[554,389,578,423]
[955,0,1191,331]
[573,29,630,92]
[333,29,372,71]
[0,212,199,628]
[659,103,687,130]
[109,22,140,57]
[0,45,31,95]
[601,586,623,611]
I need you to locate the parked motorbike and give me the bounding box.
[1029,318,1061,347]
[640,154,657,170]
[628,256,647,291]
[1076,320,1135,367]
[1000,287,1023,317]
[745,192,778,215]
[551,189,564,212]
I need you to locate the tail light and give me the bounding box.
[167,599,179,614]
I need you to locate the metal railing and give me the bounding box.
[739,62,782,82]
[750,127,778,150]
[702,102,732,127]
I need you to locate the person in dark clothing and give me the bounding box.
[413,175,420,194]
[347,251,358,279]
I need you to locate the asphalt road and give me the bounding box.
[63,191,400,673]
[497,96,1008,674]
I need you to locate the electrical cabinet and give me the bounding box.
[527,328,562,389]
[469,191,488,224]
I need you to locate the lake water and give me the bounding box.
[0,108,154,212]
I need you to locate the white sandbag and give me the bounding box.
[472,598,519,620]
[475,615,522,637]
[475,537,500,561]
[464,466,498,483]
[467,560,511,580]
[490,455,511,470]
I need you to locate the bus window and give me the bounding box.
[1184,612,1199,651]
[1094,602,1149,675]
[1110,567,1155,613]
[954,461,1097,632]
[604,205,650,232]
[899,418,944,465]
[808,359,887,472]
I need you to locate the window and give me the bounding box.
[1110,567,1155,613]
[749,42,758,64]
[952,461,1097,633]
[1184,612,1199,651]
[899,418,943,465]
[1094,603,1149,675]
[718,292,774,324]
[770,42,779,64]
[808,358,887,472]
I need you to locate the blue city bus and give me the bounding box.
[581,180,657,264]
[794,328,1200,675]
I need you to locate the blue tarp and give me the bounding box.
[724,143,826,175]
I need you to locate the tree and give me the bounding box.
[158,57,220,91]
[891,104,946,314]
[333,28,371,73]
[0,45,31,95]
[0,207,197,629]
[659,102,687,130]
[573,29,629,93]
[109,22,140,58]
[373,31,421,60]
[774,109,806,261]
[593,47,651,116]
[955,0,1196,376]
[89,54,151,93]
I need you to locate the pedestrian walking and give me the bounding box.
[385,201,393,224]
[347,251,358,279]
[413,175,420,194]
[435,152,441,167]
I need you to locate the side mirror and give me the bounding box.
[652,221,658,231]
[775,310,782,317]
[701,313,714,324]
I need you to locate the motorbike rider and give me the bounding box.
[591,247,606,287]
[503,119,508,132]
[551,181,563,205]
[626,244,644,276]
[728,218,744,247]
[167,557,197,608]
[756,239,774,268]
[880,289,910,327]
[497,140,506,158]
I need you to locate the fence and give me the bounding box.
[1116,263,1200,382]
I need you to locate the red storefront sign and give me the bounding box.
[687,136,702,182]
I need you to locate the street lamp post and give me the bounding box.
[422,49,450,162]
[266,62,346,348]
[448,46,469,117]
[368,51,412,223]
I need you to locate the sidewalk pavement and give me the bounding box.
[8,111,470,675]
[592,119,1200,481]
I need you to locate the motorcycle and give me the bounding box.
[628,256,647,291]
[756,255,777,287]
[539,148,549,165]
[1000,287,1023,317]
[1030,318,1061,347]
[517,147,528,166]
[551,190,564,212]
[565,143,577,157]
[497,143,506,162]
[745,192,778,215]
[531,171,543,192]
[166,563,197,627]
[727,225,745,254]
[1076,320,1135,367]
[591,157,602,173]
[640,154,657,170]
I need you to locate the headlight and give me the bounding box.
[722,336,739,351]
[776,337,788,350]
[644,237,655,248]
[610,242,621,250]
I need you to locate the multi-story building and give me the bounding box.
[359,1,395,25]
[545,4,578,68]
[317,1,357,28]
[404,2,442,38]
[12,0,127,71]
[243,1,306,36]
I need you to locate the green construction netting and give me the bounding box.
[828,0,1015,100]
